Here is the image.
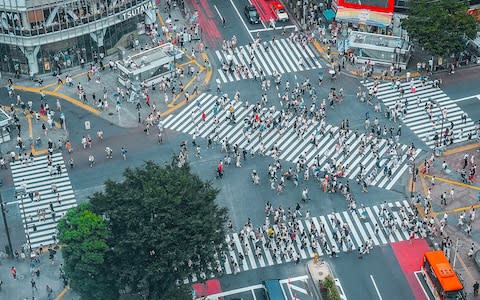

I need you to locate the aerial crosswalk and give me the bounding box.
[185,200,415,282]
[10,153,77,249]
[215,38,322,83]
[163,93,420,190]
[363,79,477,148]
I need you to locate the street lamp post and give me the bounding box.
[410,161,418,199]
[0,194,14,258]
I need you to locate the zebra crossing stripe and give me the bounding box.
[363,220,380,246]
[214,39,322,83]
[268,41,298,73]
[342,211,362,249]
[349,210,369,245]
[365,80,477,148]
[165,93,415,190]
[365,207,387,244]
[244,45,272,76]
[10,153,77,249]
[333,213,348,252]
[282,39,311,69]
[297,221,315,257]
[373,206,403,243]
[225,234,241,271]
[185,201,417,282]
[320,215,339,250]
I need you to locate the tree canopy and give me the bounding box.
[58,161,228,299]
[57,202,118,300]
[401,0,477,57]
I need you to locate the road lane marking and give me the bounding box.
[289,283,308,295]
[422,174,480,190]
[279,275,309,282]
[228,0,254,41]
[370,274,383,300]
[13,85,100,115]
[451,94,480,103]
[249,24,296,32]
[213,5,223,22]
[205,284,264,299]
[414,270,432,300]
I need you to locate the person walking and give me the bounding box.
[301,187,309,202]
[473,281,479,296]
[121,147,128,160]
[105,146,113,159]
[88,154,95,167]
[440,192,447,206]
[295,203,302,216]
[31,278,38,291]
[46,285,54,300]
[10,266,16,279]
[217,161,224,178]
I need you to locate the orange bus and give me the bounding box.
[422,250,466,300]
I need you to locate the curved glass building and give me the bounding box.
[0,0,157,75]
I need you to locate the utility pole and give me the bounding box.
[411,162,417,198]
[0,194,14,258]
[452,237,460,268]
[136,102,142,123]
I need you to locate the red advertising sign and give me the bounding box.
[337,0,394,13]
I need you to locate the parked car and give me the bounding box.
[244,5,260,24]
[271,2,288,22]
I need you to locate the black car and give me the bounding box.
[244,5,260,24]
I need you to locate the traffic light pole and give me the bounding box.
[0,194,14,258]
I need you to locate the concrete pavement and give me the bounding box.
[411,141,480,297]
[0,250,68,300]
[6,1,213,130]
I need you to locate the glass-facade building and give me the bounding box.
[0,0,156,75]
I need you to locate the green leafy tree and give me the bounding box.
[402,0,477,57]
[57,202,118,300]
[88,161,228,299]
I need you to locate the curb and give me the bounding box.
[54,286,70,300]
[311,38,423,81]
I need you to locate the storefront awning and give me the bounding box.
[323,9,336,22]
[335,7,392,27]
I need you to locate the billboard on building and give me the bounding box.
[337,0,395,13]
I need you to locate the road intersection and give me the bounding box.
[0,0,479,299]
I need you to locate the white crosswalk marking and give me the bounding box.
[215,38,323,83]
[163,93,420,190]
[363,79,477,148]
[182,201,418,282]
[10,153,77,249]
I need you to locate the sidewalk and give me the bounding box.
[6,1,212,129]
[412,142,480,297]
[0,105,68,173]
[0,250,68,300]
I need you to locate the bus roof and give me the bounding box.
[264,279,285,300]
[424,251,463,292]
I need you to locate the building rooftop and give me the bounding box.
[0,108,12,128]
[348,31,409,50]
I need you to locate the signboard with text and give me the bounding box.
[122,1,155,20]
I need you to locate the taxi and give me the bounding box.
[271,2,288,22]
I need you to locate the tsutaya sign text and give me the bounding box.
[122,1,155,20]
